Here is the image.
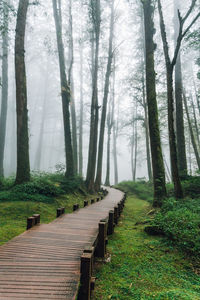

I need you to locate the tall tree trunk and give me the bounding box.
[68,0,78,174]
[105,110,112,186]
[112,80,118,185]
[142,70,152,181]
[174,0,187,178]
[142,0,167,206]
[158,0,183,198]
[183,92,200,170]
[191,94,200,150]
[0,1,9,178]
[95,0,114,190]
[34,72,48,170]
[167,66,183,197]
[15,0,30,184]
[52,0,74,177]
[131,133,134,182]
[86,0,101,192]
[133,118,138,181]
[78,41,83,177]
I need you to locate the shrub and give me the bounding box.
[150,197,200,255]
[0,173,85,203]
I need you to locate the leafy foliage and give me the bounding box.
[0,173,86,203]
[150,197,200,255]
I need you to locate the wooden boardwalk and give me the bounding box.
[0,187,124,299]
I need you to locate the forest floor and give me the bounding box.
[92,196,200,300]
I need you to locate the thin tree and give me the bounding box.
[68,0,78,174]
[105,99,114,186]
[142,0,167,206]
[52,0,74,177]
[95,0,115,190]
[78,39,84,177]
[15,0,30,184]
[157,0,200,198]
[0,0,9,178]
[86,0,101,191]
[112,59,119,185]
[183,92,200,170]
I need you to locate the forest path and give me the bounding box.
[92,195,200,299]
[0,187,124,299]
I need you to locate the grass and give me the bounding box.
[92,196,200,300]
[0,173,100,246]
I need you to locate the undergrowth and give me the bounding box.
[92,196,200,299]
[117,178,200,257]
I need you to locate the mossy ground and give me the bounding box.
[0,192,98,246]
[92,196,200,300]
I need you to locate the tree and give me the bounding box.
[183,92,200,170]
[52,0,74,177]
[0,0,9,177]
[15,0,30,184]
[68,0,78,174]
[174,0,187,178]
[158,0,199,198]
[95,0,115,190]
[86,0,101,191]
[142,0,167,206]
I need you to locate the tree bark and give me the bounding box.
[167,66,183,197]
[15,0,30,184]
[86,0,101,192]
[68,0,78,174]
[78,41,83,177]
[34,72,48,171]
[0,1,9,177]
[105,110,112,186]
[191,93,200,150]
[95,0,114,190]
[142,0,167,206]
[183,92,200,170]
[52,0,74,177]
[158,0,183,198]
[174,0,187,178]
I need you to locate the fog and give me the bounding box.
[0,0,199,184]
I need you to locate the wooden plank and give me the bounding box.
[0,187,124,299]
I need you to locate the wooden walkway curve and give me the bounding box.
[0,187,124,299]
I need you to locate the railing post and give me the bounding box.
[57,208,62,218]
[73,204,79,211]
[27,217,35,230]
[108,210,114,235]
[33,214,40,225]
[84,200,88,207]
[78,252,92,300]
[114,206,118,225]
[96,221,107,258]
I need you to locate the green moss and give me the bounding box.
[92,196,200,299]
